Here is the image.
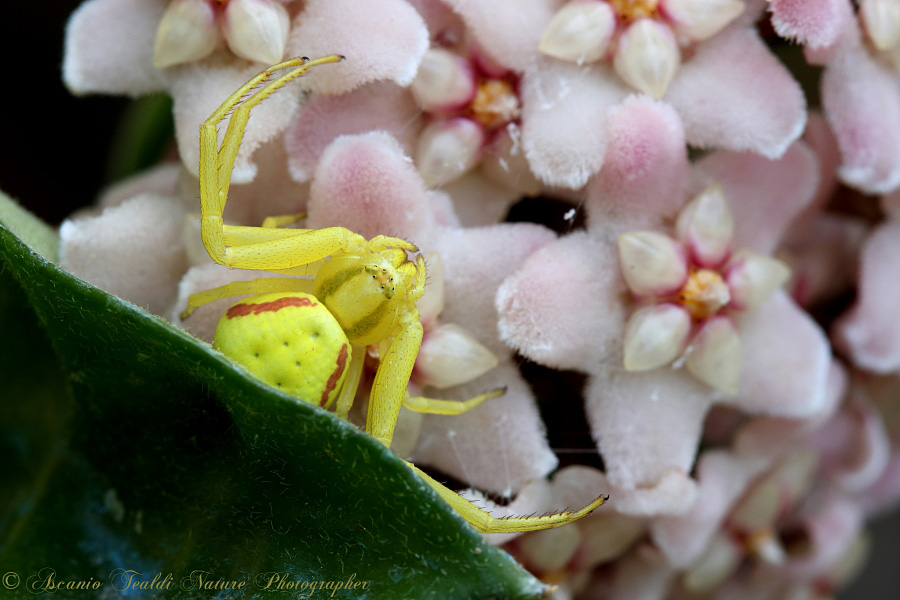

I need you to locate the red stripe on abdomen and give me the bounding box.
[226,296,317,318]
[321,344,349,406]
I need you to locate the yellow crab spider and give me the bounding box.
[181,55,607,533]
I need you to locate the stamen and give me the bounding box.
[468,79,521,131]
[677,268,730,319]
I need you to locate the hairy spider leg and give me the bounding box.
[198,54,382,271]
[409,463,609,534]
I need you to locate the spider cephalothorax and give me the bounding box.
[181,56,607,533]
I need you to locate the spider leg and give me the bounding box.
[402,387,504,415]
[406,462,608,533]
[199,55,343,267]
[261,211,307,228]
[366,318,424,447]
[181,277,314,320]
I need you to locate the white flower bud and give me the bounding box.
[416,118,485,187]
[676,184,734,268]
[154,0,219,68]
[416,323,499,389]
[539,1,616,64]
[623,304,692,371]
[663,0,745,41]
[685,316,741,394]
[683,534,741,593]
[222,0,290,64]
[725,250,791,312]
[614,18,680,99]
[861,0,900,51]
[411,48,476,112]
[618,231,688,296]
[518,525,582,573]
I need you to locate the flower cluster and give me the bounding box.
[58,0,900,597]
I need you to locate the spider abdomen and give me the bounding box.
[214,292,351,408]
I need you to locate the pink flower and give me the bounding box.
[768,0,900,194]
[495,98,830,511]
[64,0,429,182]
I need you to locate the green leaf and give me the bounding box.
[0,199,546,599]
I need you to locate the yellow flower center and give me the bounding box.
[677,268,731,319]
[609,0,660,22]
[468,79,521,130]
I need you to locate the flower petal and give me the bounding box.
[441,172,521,226]
[834,221,900,373]
[520,60,627,189]
[284,82,421,184]
[60,194,186,316]
[437,223,557,357]
[552,466,697,520]
[651,450,763,568]
[768,0,850,50]
[587,96,689,231]
[440,0,555,71]
[306,132,436,241]
[586,369,714,488]
[411,362,558,495]
[822,49,900,194]
[736,290,830,417]
[63,0,166,95]
[496,232,627,370]
[666,27,806,159]
[694,141,819,255]
[285,0,429,94]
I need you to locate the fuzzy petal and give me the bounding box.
[768,0,850,50]
[779,495,863,581]
[551,465,697,519]
[306,132,436,241]
[733,359,846,461]
[694,141,819,255]
[811,391,891,493]
[98,163,182,209]
[736,290,830,418]
[611,545,677,600]
[440,0,555,71]
[587,96,688,231]
[60,194,186,316]
[586,369,714,489]
[651,451,763,567]
[800,111,842,216]
[284,82,422,183]
[412,362,558,496]
[437,223,557,357]
[834,221,900,373]
[63,0,166,95]
[666,27,806,159]
[496,231,628,371]
[520,61,627,189]
[169,60,301,183]
[822,49,900,194]
[285,0,429,95]
[441,173,521,226]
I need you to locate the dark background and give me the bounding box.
[2,2,899,599]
